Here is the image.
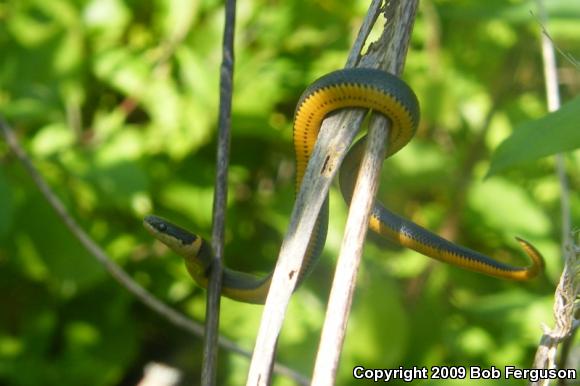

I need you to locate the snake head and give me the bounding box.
[143,215,202,257]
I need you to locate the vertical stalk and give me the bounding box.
[311,1,418,381]
[202,0,237,385]
[246,0,418,384]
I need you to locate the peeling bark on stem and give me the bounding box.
[246,1,418,384]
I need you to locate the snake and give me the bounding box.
[144,68,544,304]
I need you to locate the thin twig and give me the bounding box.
[201,0,236,384]
[311,1,418,383]
[0,117,309,386]
[245,0,410,384]
[530,11,580,71]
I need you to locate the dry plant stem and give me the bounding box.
[312,1,418,383]
[531,0,579,383]
[370,0,419,75]
[0,118,309,386]
[531,237,579,386]
[246,0,419,384]
[246,98,367,386]
[311,117,390,386]
[536,0,571,254]
[202,0,237,385]
[346,0,384,67]
[245,1,384,385]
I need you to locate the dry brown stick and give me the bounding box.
[245,0,416,384]
[201,0,237,384]
[245,0,382,383]
[311,1,418,384]
[0,117,309,386]
[345,0,384,67]
[311,116,390,386]
[246,94,367,386]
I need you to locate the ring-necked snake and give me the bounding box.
[144,68,544,304]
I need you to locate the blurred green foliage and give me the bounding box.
[1,0,579,385]
[488,95,580,175]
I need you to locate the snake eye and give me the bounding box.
[158,223,167,232]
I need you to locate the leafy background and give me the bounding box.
[1,0,579,385]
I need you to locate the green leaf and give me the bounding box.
[487,96,580,176]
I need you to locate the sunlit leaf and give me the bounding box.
[487,96,580,176]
